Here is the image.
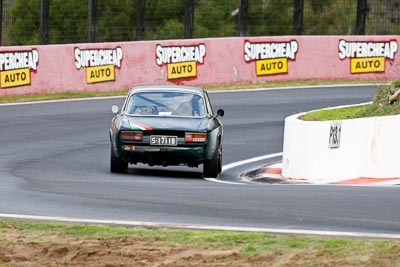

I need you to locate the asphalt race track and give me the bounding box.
[1,85,399,237]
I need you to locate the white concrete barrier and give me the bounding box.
[281,104,400,182]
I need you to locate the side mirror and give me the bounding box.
[111,105,120,114]
[217,109,225,117]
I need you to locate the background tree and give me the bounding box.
[48,0,87,44]
[145,0,185,40]
[6,0,400,46]
[248,0,293,36]
[194,0,236,38]
[97,0,135,42]
[9,0,39,45]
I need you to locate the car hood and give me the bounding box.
[121,116,209,132]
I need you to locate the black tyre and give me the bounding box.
[203,144,221,178]
[110,147,128,173]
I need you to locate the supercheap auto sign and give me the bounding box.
[75,47,123,84]
[244,40,298,76]
[339,40,398,74]
[156,44,206,80]
[0,50,39,89]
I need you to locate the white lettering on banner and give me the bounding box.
[74,48,123,69]
[338,40,398,60]
[244,41,298,62]
[329,121,342,149]
[0,50,39,71]
[155,44,206,65]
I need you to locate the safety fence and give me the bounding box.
[2,0,400,46]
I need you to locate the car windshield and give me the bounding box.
[125,91,206,117]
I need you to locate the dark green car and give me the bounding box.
[109,85,224,177]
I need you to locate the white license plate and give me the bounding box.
[150,135,177,146]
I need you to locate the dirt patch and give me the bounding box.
[0,239,269,266]
[0,226,399,266]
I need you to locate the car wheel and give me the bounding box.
[110,147,128,173]
[203,145,220,178]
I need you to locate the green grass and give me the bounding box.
[0,79,382,104]
[301,80,400,121]
[0,219,397,251]
[356,85,400,117]
[300,105,368,121]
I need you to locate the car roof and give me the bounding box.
[128,85,205,96]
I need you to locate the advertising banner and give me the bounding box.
[0,36,399,97]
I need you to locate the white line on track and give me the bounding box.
[203,178,245,185]
[0,213,399,239]
[204,152,283,185]
[222,152,283,172]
